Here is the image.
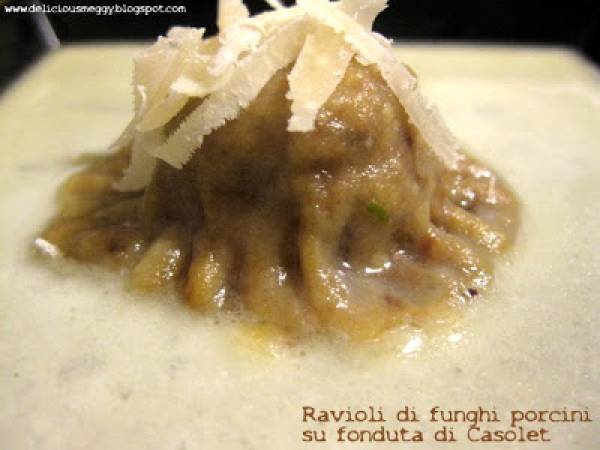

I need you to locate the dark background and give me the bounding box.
[1,0,600,92]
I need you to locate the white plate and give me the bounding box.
[0,44,598,449]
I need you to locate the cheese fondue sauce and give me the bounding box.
[0,45,598,448]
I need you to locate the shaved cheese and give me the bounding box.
[171,38,226,97]
[135,28,205,124]
[209,24,263,76]
[171,67,228,98]
[296,1,415,90]
[295,0,460,167]
[137,91,189,132]
[250,7,297,31]
[149,17,311,168]
[117,0,463,190]
[338,0,387,29]
[218,0,250,31]
[396,90,461,168]
[132,41,179,114]
[114,130,162,191]
[265,0,284,8]
[287,29,353,132]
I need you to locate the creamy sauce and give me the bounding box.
[0,44,599,449]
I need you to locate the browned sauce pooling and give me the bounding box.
[38,61,519,340]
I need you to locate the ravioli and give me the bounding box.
[36,0,518,340]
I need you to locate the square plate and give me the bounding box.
[0,44,598,449]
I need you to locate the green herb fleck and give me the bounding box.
[367,201,390,223]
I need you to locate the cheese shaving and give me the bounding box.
[137,90,188,131]
[132,41,178,113]
[209,24,263,76]
[338,0,388,29]
[265,0,284,9]
[114,130,161,191]
[149,16,310,168]
[170,38,225,97]
[218,0,250,31]
[133,27,206,130]
[116,0,462,190]
[294,0,460,167]
[287,29,353,132]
